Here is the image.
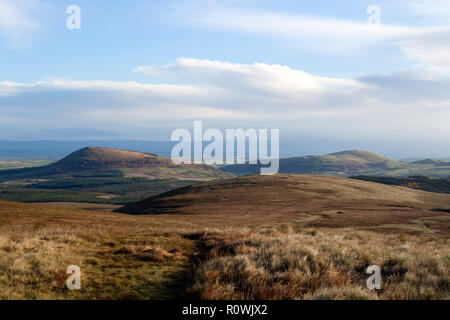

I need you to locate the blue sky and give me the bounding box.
[1,0,450,155]
[1,0,437,81]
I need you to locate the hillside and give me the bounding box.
[221,150,450,177]
[351,175,450,194]
[0,147,232,204]
[0,147,226,179]
[54,147,169,170]
[116,174,450,228]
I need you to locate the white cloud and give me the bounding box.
[170,2,450,73]
[0,0,42,47]
[407,0,450,24]
[399,30,450,72]
[2,58,450,140]
[172,3,420,44]
[135,58,363,103]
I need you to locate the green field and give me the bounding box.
[0,169,210,204]
[0,160,54,171]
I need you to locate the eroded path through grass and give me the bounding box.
[0,201,203,299]
[78,233,199,300]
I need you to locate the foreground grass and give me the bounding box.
[190,228,449,300]
[0,199,448,300]
[0,201,196,299]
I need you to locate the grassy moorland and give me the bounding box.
[190,227,449,300]
[0,174,448,300]
[0,201,195,299]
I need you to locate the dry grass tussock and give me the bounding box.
[0,201,195,299]
[189,228,449,300]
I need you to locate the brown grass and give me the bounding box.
[0,174,448,300]
[0,201,195,299]
[189,228,449,300]
[117,175,450,231]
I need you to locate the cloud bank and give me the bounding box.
[1,58,450,140]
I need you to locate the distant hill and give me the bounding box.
[0,147,229,180]
[410,159,450,166]
[221,150,450,178]
[221,150,406,176]
[50,147,176,171]
[116,174,450,226]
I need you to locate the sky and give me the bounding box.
[1,0,450,156]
